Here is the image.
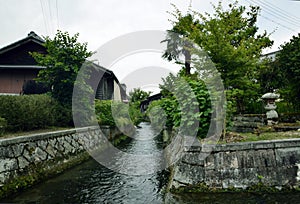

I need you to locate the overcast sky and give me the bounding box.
[1,0,300,93]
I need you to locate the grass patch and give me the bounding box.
[0,127,71,139]
[239,131,300,142]
[220,130,300,144]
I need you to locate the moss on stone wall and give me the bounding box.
[0,128,130,200]
[170,181,300,194]
[0,151,90,199]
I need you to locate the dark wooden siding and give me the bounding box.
[95,76,114,100]
[0,69,39,94]
[0,42,45,65]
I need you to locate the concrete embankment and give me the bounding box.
[167,135,300,192]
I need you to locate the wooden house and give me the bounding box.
[0,31,126,100]
[0,31,45,94]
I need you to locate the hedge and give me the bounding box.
[95,100,141,131]
[0,95,71,132]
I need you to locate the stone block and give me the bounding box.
[274,139,300,148]
[275,147,300,166]
[0,146,15,158]
[173,162,205,185]
[46,144,57,158]
[11,143,25,157]
[17,156,30,169]
[251,141,274,150]
[204,154,215,170]
[181,153,205,166]
[204,170,222,188]
[0,171,11,184]
[221,151,239,169]
[34,147,48,162]
[23,148,35,163]
[214,152,224,169]
[0,158,18,173]
[36,140,47,151]
[63,140,75,155]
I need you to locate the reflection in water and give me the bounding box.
[3,122,300,203]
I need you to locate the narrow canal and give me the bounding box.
[3,122,169,203]
[4,122,300,203]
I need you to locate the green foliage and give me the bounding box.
[72,65,95,127]
[164,1,273,113]
[95,99,142,128]
[162,10,196,75]
[0,95,69,131]
[150,74,211,138]
[129,88,151,103]
[147,100,167,131]
[147,98,177,130]
[0,117,7,136]
[258,58,285,94]
[275,33,300,109]
[128,102,145,126]
[54,103,74,127]
[127,88,150,126]
[95,100,115,127]
[22,80,49,94]
[31,30,93,106]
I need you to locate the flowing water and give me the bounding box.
[3,122,300,203]
[2,122,169,203]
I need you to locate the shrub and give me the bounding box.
[95,100,115,127]
[149,76,212,138]
[147,99,169,131]
[0,117,7,136]
[95,99,143,128]
[128,102,145,126]
[0,95,68,131]
[22,80,49,94]
[53,103,74,127]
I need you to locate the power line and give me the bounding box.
[55,0,59,30]
[247,0,300,28]
[47,0,54,35]
[40,0,49,35]
[244,0,298,32]
[260,15,296,32]
[255,0,300,23]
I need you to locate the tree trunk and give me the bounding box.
[184,49,191,76]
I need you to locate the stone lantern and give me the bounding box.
[261,93,279,125]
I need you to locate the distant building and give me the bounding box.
[140,93,163,112]
[0,31,126,100]
[261,50,281,62]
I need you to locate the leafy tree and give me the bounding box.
[258,58,284,94]
[276,33,300,109]
[129,88,151,103]
[164,1,273,113]
[127,88,151,125]
[31,30,93,106]
[162,8,199,76]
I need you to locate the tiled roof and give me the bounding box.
[0,31,44,55]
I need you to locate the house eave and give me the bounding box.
[0,34,44,55]
[0,65,46,69]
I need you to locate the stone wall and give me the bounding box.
[0,126,122,198]
[231,115,264,133]
[168,136,300,191]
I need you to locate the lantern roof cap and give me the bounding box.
[262,92,279,99]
